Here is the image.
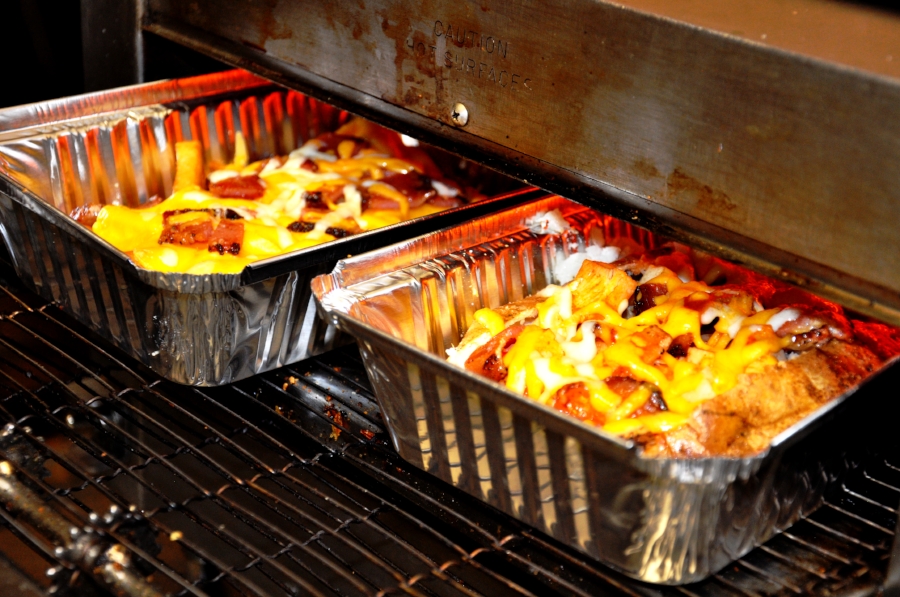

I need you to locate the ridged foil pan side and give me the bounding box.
[0,72,526,385]
[0,177,338,385]
[313,195,874,583]
[0,80,353,295]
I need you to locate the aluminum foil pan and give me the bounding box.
[312,195,894,584]
[0,70,530,385]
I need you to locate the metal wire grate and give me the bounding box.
[0,257,896,597]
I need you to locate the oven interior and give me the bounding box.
[3,1,900,594]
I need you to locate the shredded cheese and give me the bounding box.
[462,261,795,438]
[88,120,468,274]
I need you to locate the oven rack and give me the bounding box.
[0,256,895,597]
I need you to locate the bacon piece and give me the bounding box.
[632,325,673,364]
[630,391,668,418]
[426,195,465,208]
[325,227,351,239]
[303,191,327,210]
[668,333,694,358]
[300,159,319,172]
[781,328,832,351]
[303,186,345,211]
[159,216,213,246]
[631,283,668,316]
[71,204,102,228]
[209,174,266,199]
[287,221,315,233]
[365,194,403,211]
[552,382,606,426]
[464,324,525,380]
[208,220,244,255]
[776,312,851,351]
[605,376,641,398]
[378,171,435,207]
[481,354,507,382]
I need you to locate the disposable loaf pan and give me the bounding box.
[0,70,532,385]
[311,194,898,584]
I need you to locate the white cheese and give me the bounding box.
[446,332,491,367]
[283,189,306,219]
[561,322,597,363]
[289,140,337,163]
[727,316,746,338]
[553,245,621,285]
[260,158,281,174]
[640,266,665,284]
[527,209,570,235]
[766,308,801,332]
[700,307,723,325]
[431,179,460,198]
[208,170,239,183]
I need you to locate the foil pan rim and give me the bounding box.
[0,70,272,133]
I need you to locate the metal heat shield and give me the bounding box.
[129,0,900,325]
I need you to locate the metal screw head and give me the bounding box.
[450,103,469,127]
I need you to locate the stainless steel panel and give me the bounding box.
[144,0,900,324]
[81,0,143,91]
[312,195,897,583]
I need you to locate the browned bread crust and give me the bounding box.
[637,340,880,457]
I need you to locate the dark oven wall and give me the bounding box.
[0,1,225,109]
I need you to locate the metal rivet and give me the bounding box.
[450,103,469,127]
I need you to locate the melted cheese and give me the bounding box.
[482,266,788,438]
[89,127,463,274]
